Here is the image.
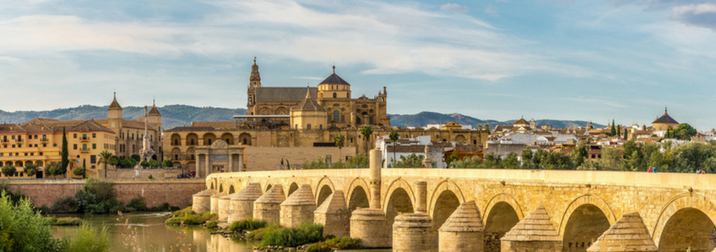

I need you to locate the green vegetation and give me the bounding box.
[334,134,345,161]
[61,128,69,176]
[162,159,174,167]
[303,155,368,169]
[245,223,283,240]
[206,220,218,229]
[98,150,113,178]
[24,163,38,177]
[228,218,267,233]
[360,125,373,155]
[47,217,83,226]
[392,153,423,168]
[305,237,362,252]
[1,165,16,177]
[125,196,149,212]
[261,222,323,247]
[165,207,217,225]
[59,223,110,252]
[74,178,122,214]
[0,191,59,251]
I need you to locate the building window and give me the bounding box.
[92,143,96,149]
[43,144,46,147]
[90,155,96,164]
[92,133,96,138]
[341,115,345,122]
[307,124,312,130]
[39,152,43,155]
[73,134,77,138]
[333,93,337,98]
[333,111,339,122]
[82,144,87,150]
[73,144,77,150]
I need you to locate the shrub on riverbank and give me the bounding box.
[245,223,283,241]
[206,220,218,229]
[0,191,59,251]
[228,218,267,233]
[261,222,323,247]
[305,237,362,252]
[165,207,217,225]
[75,178,122,214]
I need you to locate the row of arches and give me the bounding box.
[209,177,716,252]
[170,133,252,146]
[3,160,45,167]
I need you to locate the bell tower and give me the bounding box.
[247,57,261,114]
[108,92,123,130]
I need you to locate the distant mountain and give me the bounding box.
[388,111,603,129]
[0,105,246,130]
[0,106,600,131]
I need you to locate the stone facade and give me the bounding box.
[313,190,350,238]
[280,184,316,228]
[438,201,484,252]
[392,213,436,252]
[192,189,216,214]
[253,184,286,224]
[227,183,262,223]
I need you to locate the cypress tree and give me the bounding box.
[617,124,621,138]
[610,120,616,136]
[61,127,68,176]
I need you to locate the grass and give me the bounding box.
[260,222,323,247]
[164,207,217,226]
[305,237,362,252]
[206,220,218,229]
[245,223,283,241]
[228,218,267,233]
[59,223,110,252]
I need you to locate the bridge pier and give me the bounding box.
[192,189,216,214]
[280,184,316,228]
[500,206,561,252]
[415,181,427,214]
[392,212,436,252]
[350,208,391,248]
[210,192,224,216]
[438,201,484,252]
[314,190,349,238]
[253,184,285,224]
[227,183,263,224]
[218,193,235,222]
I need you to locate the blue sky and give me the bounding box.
[1,0,716,129]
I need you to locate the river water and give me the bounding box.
[50,212,390,252]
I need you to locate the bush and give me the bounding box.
[126,196,148,212]
[261,222,323,247]
[165,207,215,225]
[74,178,121,214]
[306,236,362,252]
[246,223,283,241]
[50,196,78,213]
[0,191,60,251]
[206,220,218,229]
[150,202,171,212]
[59,223,110,252]
[1,165,17,177]
[228,218,267,233]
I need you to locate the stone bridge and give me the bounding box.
[194,151,716,252]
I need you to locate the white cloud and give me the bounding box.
[485,6,499,16]
[440,3,470,13]
[672,3,716,30]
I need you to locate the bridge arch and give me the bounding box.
[228,185,236,194]
[315,177,335,206]
[428,180,466,236]
[483,193,524,252]
[652,193,716,251]
[346,177,371,212]
[383,178,416,233]
[558,194,615,251]
[287,182,299,198]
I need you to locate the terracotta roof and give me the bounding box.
[256,87,318,102]
[165,126,215,132]
[148,101,160,116]
[109,93,122,110]
[653,108,678,125]
[513,118,529,126]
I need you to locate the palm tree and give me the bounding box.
[334,134,345,165]
[360,126,373,155]
[98,150,113,179]
[388,130,399,167]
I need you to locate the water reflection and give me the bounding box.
[50,212,259,252]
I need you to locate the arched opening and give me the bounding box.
[186,133,198,146]
[220,133,234,145]
[266,184,272,192]
[454,135,466,144]
[186,147,196,161]
[288,183,299,197]
[219,184,224,193]
[15,161,22,167]
[658,208,715,252]
[259,107,271,115]
[485,202,520,252]
[316,185,333,206]
[171,148,181,161]
[385,188,414,232]
[171,134,181,146]
[431,190,461,235]
[562,204,610,252]
[348,186,369,214]
[228,185,236,194]
[239,133,252,146]
[203,133,216,146]
[275,107,288,115]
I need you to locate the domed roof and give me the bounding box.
[319,66,350,85]
[653,108,678,125]
[513,117,529,126]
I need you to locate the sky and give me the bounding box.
[1,0,716,129]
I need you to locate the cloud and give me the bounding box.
[440,3,470,13]
[672,3,716,30]
[485,6,499,16]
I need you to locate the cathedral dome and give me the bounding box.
[319,66,350,85]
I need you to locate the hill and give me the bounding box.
[0,106,601,130]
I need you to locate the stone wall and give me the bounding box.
[97,168,183,180]
[245,146,356,171]
[6,180,204,209]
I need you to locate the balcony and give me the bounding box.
[40,138,49,143]
[0,139,8,144]
[80,147,90,153]
[79,136,90,142]
[15,138,24,143]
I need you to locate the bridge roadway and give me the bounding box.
[200,153,716,252]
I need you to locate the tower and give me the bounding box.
[108,92,123,129]
[247,57,261,114]
[148,98,162,133]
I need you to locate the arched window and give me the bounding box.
[333,111,339,122]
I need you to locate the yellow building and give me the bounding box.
[0,119,116,178]
[652,108,679,131]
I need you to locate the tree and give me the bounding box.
[521,147,536,169]
[616,124,621,138]
[446,150,460,167]
[388,131,400,166]
[130,154,141,163]
[484,124,490,134]
[73,166,86,178]
[483,152,502,168]
[503,152,519,169]
[477,125,483,131]
[46,163,60,178]
[571,141,589,167]
[163,159,174,168]
[609,120,616,136]
[360,126,373,155]
[334,134,345,164]
[98,150,113,179]
[1,165,16,178]
[393,154,423,168]
[673,123,697,140]
[598,146,622,171]
[61,127,69,176]
[23,164,38,177]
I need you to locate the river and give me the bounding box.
[50,212,390,252]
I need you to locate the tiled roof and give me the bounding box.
[514,118,529,125]
[653,109,678,124]
[293,90,325,112]
[256,87,318,102]
[109,93,122,109]
[148,104,160,116]
[319,72,350,85]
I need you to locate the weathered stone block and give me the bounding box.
[314,190,349,238]
[350,208,390,248]
[393,212,436,252]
